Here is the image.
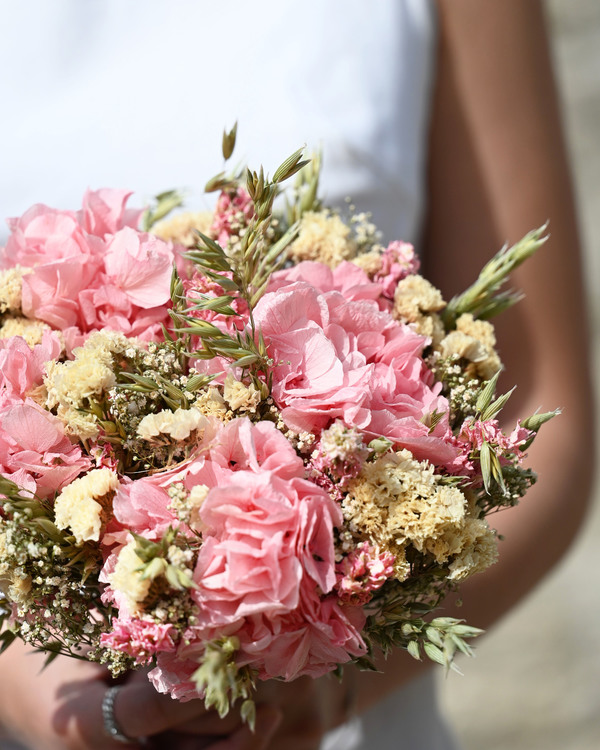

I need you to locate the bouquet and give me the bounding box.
[0,127,555,725]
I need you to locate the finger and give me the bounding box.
[206,706,282,750]
[113,681,211,740]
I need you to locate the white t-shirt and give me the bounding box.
[0,1,460,748]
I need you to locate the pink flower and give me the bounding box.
[211,188,254,248]
[253,281,456,466]
[335,542,395,605]
[374,241,420,299]
[0,331,62,400]
[78,188,143,238]
[100,617,177,665]
[193,468,341,624]
[104,227,174,308]
[270,260,385,308]
[0,398,90,498]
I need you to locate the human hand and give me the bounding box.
[0,641,281,750]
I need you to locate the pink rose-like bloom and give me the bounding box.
[0,398,90,498]
[0,331,62,400]
[374,240,420,299]
[335,541,395,605]
[253,281,456,467]
[193,468,341,624]
[100,617,176,665]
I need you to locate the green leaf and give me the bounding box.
[222,122,238,161]
[407,640,421,661]
[479,440,492,494]
[272,147,308,184]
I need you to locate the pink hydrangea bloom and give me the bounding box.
[100,617,176,665]
[2,192,176,342]
[253,281,457,467]
[270,260,386,308]
[335,542,395,605]
[374,240,420,299]
[78,188,143,238]
[0,331,62,400]
[0,398,90,498]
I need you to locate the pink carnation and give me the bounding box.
[100,617,177,665]
[193,468,341,624]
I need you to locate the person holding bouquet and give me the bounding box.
[0,1,594,749]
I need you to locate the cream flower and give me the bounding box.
[137,407,207,442]
[343,449,467,578]
[288,210,357,267]
[54,468,120,544]
[0,266,32,314]
[45,331,131,439]
[438,313,501,380]
[223,374,261,413]
[109,541,151,613]
[393,275,445,322]
[0,317,50,347]
[152,211,214,247]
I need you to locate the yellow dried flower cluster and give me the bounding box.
[0,316,50,346]
[45,331,131,439]
[223,374,261,413]
[288,210,357,267]
[54,468,120,545]
[393,275,446,346]
[153,211,214,247]
[351,250,383,277]
[109,541,151,613]
[137,407,207,442]
[343,450,497,582]
[194,388,232,421]
[438,313,501,380]
[0,266,31,314]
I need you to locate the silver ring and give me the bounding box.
[102,685,145,745]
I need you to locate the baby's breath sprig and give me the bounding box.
[0,479,109,661]
[442,225,548,327]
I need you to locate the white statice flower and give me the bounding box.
[109,541,151,613]
[438,313,501,380]
[0,266,32,314]
[288,210,357,267]
[0,316,50,346]
[223,374,261,413]
[54,468,120,545]
[137,406,207,442]
[316,420,365,462]
[447,518,498,580]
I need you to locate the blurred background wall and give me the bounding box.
[439,1,600,748]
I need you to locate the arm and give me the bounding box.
[339,0,596,718]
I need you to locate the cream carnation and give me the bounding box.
[109,541,152,613]
[54,468,120,544]
[0,266,32,314]
[222,374,261,413]
[137,407,207,442]
[438,313,501,380]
